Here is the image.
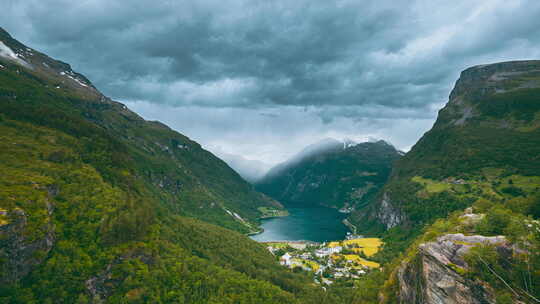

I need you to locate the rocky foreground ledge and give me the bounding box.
[398,233,510,304]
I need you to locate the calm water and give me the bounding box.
[250,207,349,242]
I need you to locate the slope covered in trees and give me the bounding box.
[352,61,540,233]
[346,61,540,303]
[0,28,337,303]
[256,139,402,212]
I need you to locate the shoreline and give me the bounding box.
[247,228,264,236]
[342,218,357,234]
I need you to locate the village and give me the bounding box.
[264,234,382,285]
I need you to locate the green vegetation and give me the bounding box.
[258,207,289,218]
[0,40,330,303]
[0,112,331,303]
[0,54,282,234]
[2,29,540,303]
[345,62,540,303]
[257,140,401,210]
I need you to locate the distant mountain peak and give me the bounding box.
[256,138,402,209]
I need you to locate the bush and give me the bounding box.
[476,206,512,235]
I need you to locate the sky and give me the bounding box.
[3,0,540,177]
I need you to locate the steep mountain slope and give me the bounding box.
[256,139,402,211]
[0,28,335,303]
[345,61,540,304]
[0,27,283,234]
[352,60,540,232]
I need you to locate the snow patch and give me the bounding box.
[0,41,30,68]
[60,70,89,87]
[66,74,89,87]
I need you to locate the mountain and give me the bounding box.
[0,28,337,303]
[351,60,540,232]
[256,138,402,211]
[0,27,286,235]
[349,61,540,304]
[3,24,540,303]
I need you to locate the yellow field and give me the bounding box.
[343,255,380,268]
[302,259,320,272]
[343,238,382,256]
[326,238,383,270]
[343,238,382,247]
[0,208,8,226]
[292,258,320,272]
[351,247,379,257]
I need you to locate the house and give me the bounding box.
[315,246,342,257]
[346,234,364,240]
[280,253,292,266]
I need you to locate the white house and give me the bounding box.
[280,253,292,266]
[315,246,342,257]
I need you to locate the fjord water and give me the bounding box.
[250,207,349,242]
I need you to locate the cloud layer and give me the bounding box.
[3,0,540,172]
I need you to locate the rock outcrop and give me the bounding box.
[397,233,510,304]
[85,250,155,303]
[0,207,55,284]
[376,192,405,229]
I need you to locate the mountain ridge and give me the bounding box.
[256,139,402,212]
[0,26,285,234]
[0,28,338,303]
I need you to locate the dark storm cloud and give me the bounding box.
[2,0,427,109]
[2,0,540,168]
[5,0,540,112]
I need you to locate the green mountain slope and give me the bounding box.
[352,60,540,233]
[0,28,335,303]
[346,61,540,304]
[0,27,282,234]
[256,139,402,212]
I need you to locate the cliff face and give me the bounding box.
[0,208,54,284]
[397,233,509,304]
[353,60,540,231]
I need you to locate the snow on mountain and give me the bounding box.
[0,41,30,67]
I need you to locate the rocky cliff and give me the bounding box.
[397,233,508,304]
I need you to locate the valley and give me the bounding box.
[1,20,540,304]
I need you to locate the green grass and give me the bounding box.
[0,58,338,303]
[258,207,289,218]
[411,176,451,193]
